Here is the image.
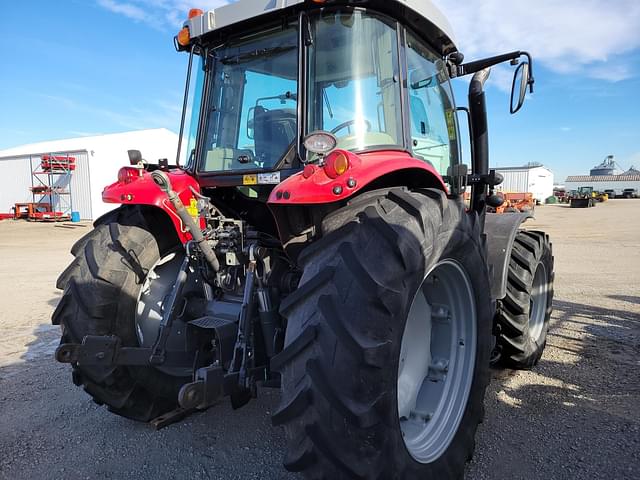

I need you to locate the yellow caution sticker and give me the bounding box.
[243,174,258,185]
[445,109,457,140]
[186,198,199,219]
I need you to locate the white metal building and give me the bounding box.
[0,129,178,220]
[493,165,555,203]
[565,174,640,196]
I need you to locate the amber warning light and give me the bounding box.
[177,27,190,46]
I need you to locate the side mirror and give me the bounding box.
[510,62,530,114]
[128,149,143,165]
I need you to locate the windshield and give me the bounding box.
[307,11,403,152]
[199,23,299,172]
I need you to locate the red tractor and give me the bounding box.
[53,1,554,478]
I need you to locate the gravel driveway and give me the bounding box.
[1,200,638,479]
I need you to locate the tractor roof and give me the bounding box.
[187,0,457,54]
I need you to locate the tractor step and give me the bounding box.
[188,315,238,369]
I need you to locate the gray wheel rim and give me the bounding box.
[529,262,548,342]
[135,251,193,377]
[398,260,477,464]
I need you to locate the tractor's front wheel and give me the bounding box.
[494,231,554,369]
[272,188,493,479]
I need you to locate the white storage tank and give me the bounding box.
[493,164,555,203]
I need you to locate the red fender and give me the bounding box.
[267,150,447,205]
[102,168,200,243]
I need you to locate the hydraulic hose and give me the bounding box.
[151,170,220,272]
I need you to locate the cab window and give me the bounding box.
[405,31,460,175]
[307,11,403,152]
[200,24,299,172]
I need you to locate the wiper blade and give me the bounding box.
[221,45,296,65]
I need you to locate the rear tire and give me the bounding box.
[52,206,188,421]
[272,188,493,479]
[494,231,554,369]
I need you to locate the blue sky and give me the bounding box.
[1,0,639,182]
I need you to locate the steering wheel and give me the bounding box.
[330,119,372,136]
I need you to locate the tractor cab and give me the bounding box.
[178,3,462,193]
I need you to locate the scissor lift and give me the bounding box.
[29,154,75,221]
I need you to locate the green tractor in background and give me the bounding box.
[570,187,597,208]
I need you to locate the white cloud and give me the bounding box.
[96,0,231,29]
[588,63,633,82]
[97,0,147,23]
[432,0,640,83]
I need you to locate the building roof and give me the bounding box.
[0,128,177,160]
[494,165,552,172]
[565,175,640,182]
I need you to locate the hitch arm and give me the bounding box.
[55,335,196,368]
[226,256,257,408]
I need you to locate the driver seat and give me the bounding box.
[253,106,296,165]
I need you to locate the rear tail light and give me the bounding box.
[323,151,350,178]
[118,167,141,184]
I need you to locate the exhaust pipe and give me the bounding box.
[151,170,220,273]
[468,68,491,218]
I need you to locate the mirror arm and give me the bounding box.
[523,51,535,93]
[457,51,535,92]
[458,51,521,76]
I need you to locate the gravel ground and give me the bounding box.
[1,200,639,479]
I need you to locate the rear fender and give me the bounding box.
[267,150,447,205]
[102,169,200,244]
[268,150,448,261]
[484,212,533,300]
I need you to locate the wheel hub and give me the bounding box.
[135,251,198,377]
[397,260,477,464]
[528,262,548,342]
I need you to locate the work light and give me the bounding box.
[303,131,337,156]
